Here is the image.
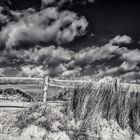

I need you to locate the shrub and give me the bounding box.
[15,102,68,132]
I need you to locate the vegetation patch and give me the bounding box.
[1,81,140,140]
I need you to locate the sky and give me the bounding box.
[0,0,140,81]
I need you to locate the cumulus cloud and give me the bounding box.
[120,61,138,71]
[0,1,138,81]
[61,67,81,78]
[0,6,9,24]
[23,45,73,64]
[41,0,95,8]
[14,42,135,78]
[13,46,73,77]
[18,65,47,77]
[74,44,125,65]
[94,61,138,79]
[0,7,88,48]
[0,35,139,80]
[109,35,132,45]
[18,64,82,78]
[0,45,73,66]
[120,71,140,82]
[122,49,140,63]
[0,68,5,77]
[0,13,8,24]
[41,0,70,8]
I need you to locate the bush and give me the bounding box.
[15,102,69,132]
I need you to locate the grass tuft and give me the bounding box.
[69,81,140,139]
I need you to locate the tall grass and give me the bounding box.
[5,80,140,139]
[70,81,140,139]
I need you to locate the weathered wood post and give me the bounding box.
[43,76,49,103]
[114,78,120,92]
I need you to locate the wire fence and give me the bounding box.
[1,76,140,109]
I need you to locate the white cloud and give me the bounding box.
[120,71,140,81]
[0,6,9,24]
[1,35,140,81]
[14,43,125,78]
[61,67,81,78]
[94,61,138,79]
[120,61,138,71]
[0,68,5,77]
[109,35,132,45]
[0,7,88,48]
[41,0,95,8]
[41,0,69,8]
[18,65,48,77]
[24,45,73,64]
[0,13,8,23]
[122,49,140,63]
[74,43,125,64]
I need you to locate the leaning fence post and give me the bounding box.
[43,76,49,103]
[114,78,120,92]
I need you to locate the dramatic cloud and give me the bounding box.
[0,13,8,24]
[120,71,140,82]
[119,61,137,71]
[41,0,70,8]
[0,6,9,25]
[33,46,73,63]
[61,67,81,78]
[18,63,82,78]
[109,35,132,45]
[0,68,5,77]
[41,0,95,8]
[0,0,92,49]
[0,6,139,82]
[0,35,138,79]
[0,7,88,48]
[18,65,47,77]
[1,0,95,10]
[0,0,139,82]
[6,35,136,79]
[122,49,140,63]
[74,43,126,65]
[15,42,128,78]
[95,61,138,79]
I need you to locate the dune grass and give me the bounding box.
[2,80,140,140]
[14,102,69,132]
[69,81,140,139]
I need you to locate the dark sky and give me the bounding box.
[65,0,140,50]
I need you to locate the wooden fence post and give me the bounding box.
[43,76,49,103]
[114,78,120,92]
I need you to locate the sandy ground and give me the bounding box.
[0,108,70,140]
[1,103,140,140]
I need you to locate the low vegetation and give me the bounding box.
[68,81,140,139]
[15,102,68,131]
[1,80,140,140]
